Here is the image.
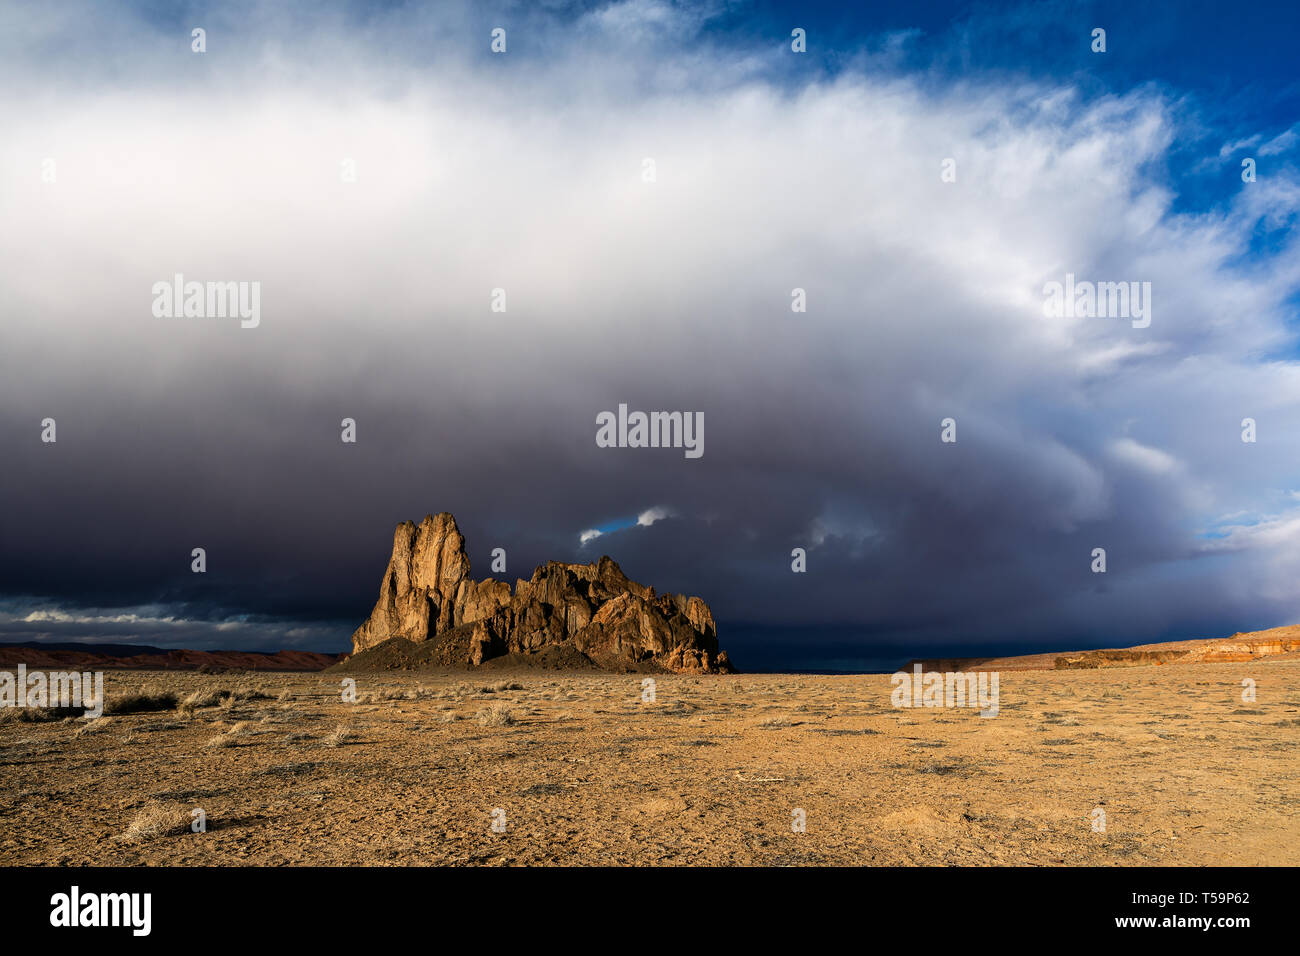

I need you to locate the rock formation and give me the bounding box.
[349,513,732,673]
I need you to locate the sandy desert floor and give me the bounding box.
[1,661,1297,865]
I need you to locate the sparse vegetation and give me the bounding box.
[4,666,1298,867]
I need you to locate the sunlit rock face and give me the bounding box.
[350,513,731,673]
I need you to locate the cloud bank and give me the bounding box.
[1,0,1299,666]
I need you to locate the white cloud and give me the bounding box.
[1260,125,1299,156]
[1110,437,1181,476]
[637,506,673,527]
[1218,134,1262,158]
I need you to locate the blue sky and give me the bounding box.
[732,0,1300,213]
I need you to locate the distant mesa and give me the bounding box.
[0,643,339,672]
[905,626,1300,672]
[342,512,732,674]
[1052,629,1300,669]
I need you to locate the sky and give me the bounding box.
[1,0,1299,671]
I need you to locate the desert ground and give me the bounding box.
[2,661,1297,866]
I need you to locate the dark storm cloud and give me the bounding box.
[1,0,1299,663]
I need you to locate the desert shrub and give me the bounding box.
[0,706,83,724]
[104,689,179,715]
[476,702,516,727]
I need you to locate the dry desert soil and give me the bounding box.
[2,662,1297,865]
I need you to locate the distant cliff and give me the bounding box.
[904,625,1300,672]
[346,513,731,673]
[0,642,339,672]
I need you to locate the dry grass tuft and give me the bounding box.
[117,802,193,843]
[176,688,224,716]
[235,687,272,701]
[74,717,113,737]
[323,725,356,747]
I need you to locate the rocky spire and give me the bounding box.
[350,513,731,674]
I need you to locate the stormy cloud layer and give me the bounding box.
[2,1,1299,668]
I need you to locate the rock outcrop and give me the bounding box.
[349,513,732,673]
